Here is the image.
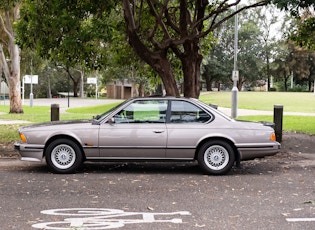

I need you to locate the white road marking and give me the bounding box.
[286,218,315,222]
[32,208,191,229]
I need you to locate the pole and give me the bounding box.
[231,5,239,119]
[30,59,33,107]
[67,73,70,107]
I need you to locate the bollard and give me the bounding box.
[273,105,283,142]
[51,104,60,121]
[209,104,218,109]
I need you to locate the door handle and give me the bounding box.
[154,130,165,133]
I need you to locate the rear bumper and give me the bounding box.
[14,142,44,162]
[237,142,281,161]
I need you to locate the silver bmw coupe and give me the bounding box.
[14,97,280,175]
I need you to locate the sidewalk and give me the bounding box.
[1,98,315,125]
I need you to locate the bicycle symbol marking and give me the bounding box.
[32,208,191,229]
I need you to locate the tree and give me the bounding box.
[272,41,293,91]
[16,0,116,97]
[272,0,315,16]
[122,0,268,98]
[272,1,315,49]
[0,1,23,113]
[202,6,269,92]
[17,1,268,99]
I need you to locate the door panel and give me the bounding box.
[99,123,167,158]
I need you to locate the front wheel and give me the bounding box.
[45,139,83,174]
[197,140,235,175]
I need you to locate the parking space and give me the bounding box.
[0,149,314,229]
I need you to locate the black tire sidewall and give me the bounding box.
[198,140,235,175]
[45,139,83,174]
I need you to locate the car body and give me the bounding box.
[14,97,280,175]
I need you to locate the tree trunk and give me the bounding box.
[66,68,82,97]
[0,7,23,113]
[266,52,271,91]
[122,1,179,97]
[179,40,202,98]
[237,76,243,91]
[0,44,23,113]
[204,75,212,91]
[284,75,288,91]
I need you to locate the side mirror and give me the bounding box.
[93,114,101,120]
[108,117,115,125]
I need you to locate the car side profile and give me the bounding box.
[14,97,281,175]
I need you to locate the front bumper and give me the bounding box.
[14,142,45,162]
[237,142,281,161]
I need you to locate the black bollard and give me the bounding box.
[273,105,283,142]
[51,104,60,121]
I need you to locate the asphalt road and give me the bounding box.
[1,98,315,229]
[0,149,314,230]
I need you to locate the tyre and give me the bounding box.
[45,139,83,174]
[197,140,235,175]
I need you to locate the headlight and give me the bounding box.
[270,133,276,141]
[19,132,27,143]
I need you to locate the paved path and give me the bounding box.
[1,98,315,125]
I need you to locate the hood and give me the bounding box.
[19,119,93,130]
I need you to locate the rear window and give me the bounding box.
[170,100,211,123]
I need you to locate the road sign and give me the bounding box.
[24,75,38,84]
[87,78,97,84]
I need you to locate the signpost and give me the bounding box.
[23,75,38,107]
[87,77,98,99]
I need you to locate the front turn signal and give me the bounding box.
[270,133,276,141]
[19,133,27,143]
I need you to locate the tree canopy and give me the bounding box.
[16,0,269,99]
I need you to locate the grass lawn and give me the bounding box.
[200,91,315,113]
[0,92,314,144]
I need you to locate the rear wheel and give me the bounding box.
[45,139,83,174]
[197,140,235,175]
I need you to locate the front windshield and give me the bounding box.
[94,99,130,121]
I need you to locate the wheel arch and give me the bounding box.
[44,135,86,160]
[195,137,239,162]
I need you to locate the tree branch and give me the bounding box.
[0,44,10,79]
[0,12,14,42]
[199,0,269,38]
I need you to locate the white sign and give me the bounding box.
[232,71,239,81]
[24,75,38,84]
[87,78,97,84]
[32,208,191,229]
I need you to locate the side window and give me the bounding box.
[114,100,167,123]
[170,101,211,123]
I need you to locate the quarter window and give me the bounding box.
[170,101,211,123]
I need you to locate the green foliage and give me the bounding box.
[273,1,315,53]
[272,0,315,16]
[0,102,121,122]
[0,124,20,143]
[291,17,315,50]
[239,115,315,135]
[15,0,117,70]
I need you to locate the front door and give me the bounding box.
[98,99,168,159]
